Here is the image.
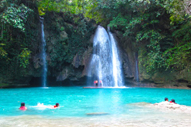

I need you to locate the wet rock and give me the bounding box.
[86,112,109,116]
[33,53,42,69]
[60,31,68,39]
[72,54,82,68]
[57,68,69,81]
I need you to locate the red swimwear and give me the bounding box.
[19,106,26,110]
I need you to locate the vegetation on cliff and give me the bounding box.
[0,0,38,84]
[79,0,191,73]
[43,11,95,73]
[0,0,191,86]
[0,0,96,86]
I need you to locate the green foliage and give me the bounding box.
[37,0,88,15]
[138,31,167,72]
[43,12,96,70]
[0,0,190,81]
[0,83,9,87]
[164,42,191,70]
[18,48,31,68]
[87,0,191,72]
[172,22,191,42]
[109,14,129,32]
[0,0,36,80]
[163,22,191,70]
[84,0,127,24]
[158,0,191,24]
[1,3,33,31]
[0,43,7,57]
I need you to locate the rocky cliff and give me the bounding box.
[114,30,191,89]
[1,6,191,88]
[29,12,97,86]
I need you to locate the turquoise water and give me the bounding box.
[0,87,191,118]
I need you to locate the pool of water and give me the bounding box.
[0,87,191,126]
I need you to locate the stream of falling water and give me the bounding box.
[88,25,124,87]
[40,17,47,87]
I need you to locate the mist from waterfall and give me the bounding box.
[87,25,124,87]
[40,17,47,87]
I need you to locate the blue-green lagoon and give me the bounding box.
[0,87,191,127]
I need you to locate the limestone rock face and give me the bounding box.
[2,5,191,88]
[113,30,191,89]
[56,47,92,82]
[121,50,134,78]
[114,31,136,80]
[57,68,69,81]
[60,31,68,39]
[72,54,81,68]
[33,53,42,69]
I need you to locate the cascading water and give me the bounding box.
[135,52,139,82]
[109,31,124,87]
[40,17,47,87]
[87,25,124,87]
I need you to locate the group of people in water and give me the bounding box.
[165,97,176,104]
[19,102,59,111]
[19,79,102,111]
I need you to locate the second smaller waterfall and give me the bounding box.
[135,52,139,82]
[40,17,47,87]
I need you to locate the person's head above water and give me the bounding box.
[55,103,59,107]
[171,99,175,103]
[165,97,168,101]
[19,102,27,110]
[21,102,25,107]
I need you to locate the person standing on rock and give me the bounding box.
[94,80,98,87]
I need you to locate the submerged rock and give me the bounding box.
[86,112,109,116]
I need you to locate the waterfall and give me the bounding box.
[40,17,47,87]
[109,31,124,87]
[135,52,139,82]
[87,25,124,87]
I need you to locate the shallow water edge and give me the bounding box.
[1,111,191,127]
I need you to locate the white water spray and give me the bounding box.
[88,25,124,87]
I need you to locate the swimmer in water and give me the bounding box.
[19,102,27,110]
[170,99,176,104]
[53,103,59,108]
[164,97,168,102]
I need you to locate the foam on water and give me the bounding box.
[30,103,52,110]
